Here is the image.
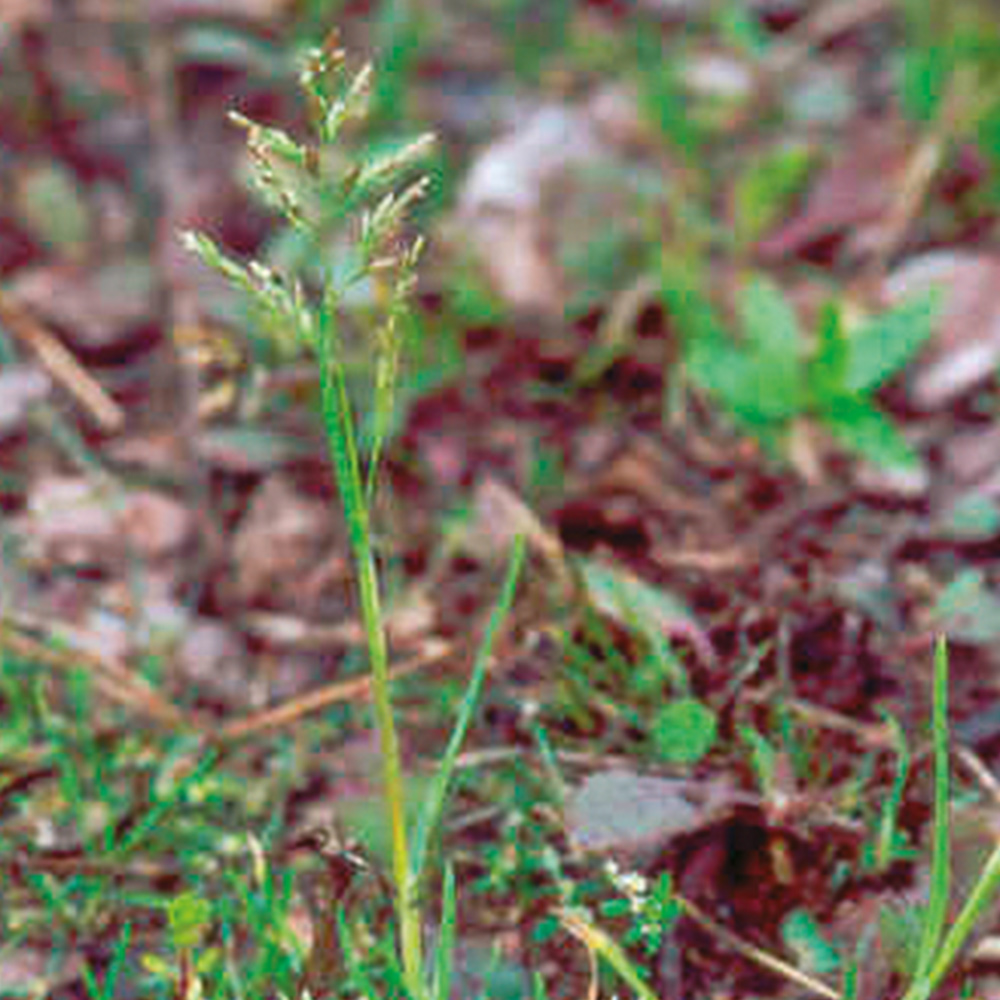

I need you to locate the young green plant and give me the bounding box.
[666,270,940,474]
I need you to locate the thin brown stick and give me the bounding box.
[865,69,978,285]
[0,289,124,431]
[215,639,452,742]
[677,893,843,1000]
[956,744,1000,806]
[744,687,895,749]
[0,618,186,727]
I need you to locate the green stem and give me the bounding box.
[354,523,424,995]
[316,332,423,997]
[913,636,951,983]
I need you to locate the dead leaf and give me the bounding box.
[758,121,908,260]
[119,490,196,560]
[457,104,601,315]
[19,476,194,568]
[10,256,157,354]
[231,474,334,608]
[567,768,737,860]
[193,425,313,473]
[148,0,295,21]
[0,364,50,436]
[22,477,121,567]
[174,617,255,707]
[0,943,82,994]
[466,476,567,579]
[884,250,1000,410]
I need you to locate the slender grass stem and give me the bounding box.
[316,336,423,995]
[912,637,951,983]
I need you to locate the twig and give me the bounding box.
[865,69,978,284]
[676,893,843,1000]
[0,288,124,431]
[955,744,1000,807]
[215,639,452,742]
[744,687,896,749]
[0,615,186,728]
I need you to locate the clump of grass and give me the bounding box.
[897,638,1000,1000]
[185,32,524,999]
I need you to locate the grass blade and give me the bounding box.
[914,637,952,979]
[431,865,457,1000]
[408,535,526,886]
[922,843,1000,995]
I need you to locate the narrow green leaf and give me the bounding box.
[922,843,1000,995]
[900,45,951,124]
[914,637,952,982]
[408,535,526,886]
[578,556,705,677]
[876,713,911,872]
[732,144,815,247]
[430,865,457,1000]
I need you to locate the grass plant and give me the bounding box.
[899,638,1000,1000]
[185,34,524,998]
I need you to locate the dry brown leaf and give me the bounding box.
[457,104,600,316]
[567,768,740,862]
[466,476,567,578]
[758,120,909,260]
[20,476,194,569]
[885,250,1000,410]
[10,257,156,353]
[231,474,334,607]
[0,364,50,436]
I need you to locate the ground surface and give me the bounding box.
[3,2,1000,999]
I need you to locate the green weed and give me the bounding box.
[668,270,941,473]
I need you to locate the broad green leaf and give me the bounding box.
[651,698,717,765]
[662,270,726,347]
[820,397,920,472]
[844,291,940,395]
[686,335,781,427]
[665,275,777,424]
[738,274,802,358]
[734,275,805,418]
[167,893,212,950]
